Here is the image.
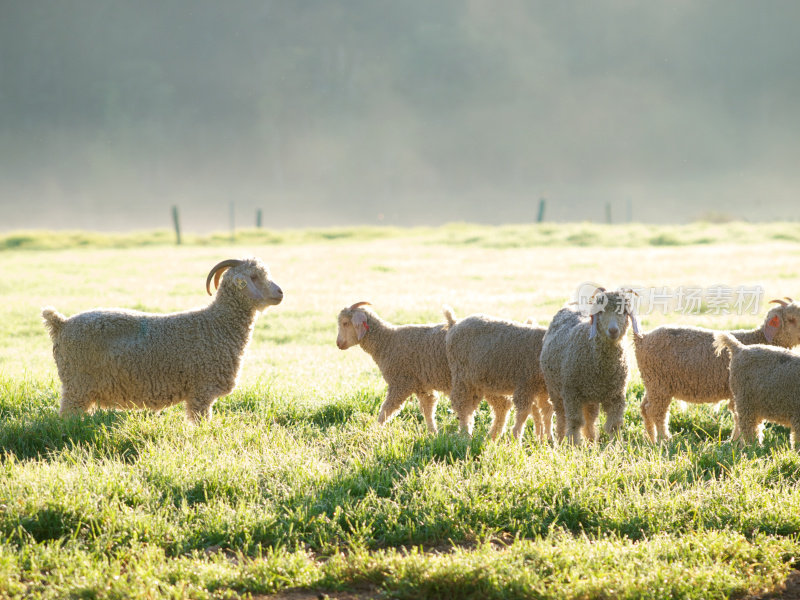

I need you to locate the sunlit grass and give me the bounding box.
[2,224,800,598]
[2,220,800,251]
[2,376,799,598]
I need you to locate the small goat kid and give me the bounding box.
[336,302,456,433]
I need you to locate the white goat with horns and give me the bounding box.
[42,257,283,422]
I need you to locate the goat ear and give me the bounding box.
[351,310,369,341]
[765,314,781,343]
[629,312,640,335]
[589,314,597,340]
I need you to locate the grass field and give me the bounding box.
[2,222,800,599]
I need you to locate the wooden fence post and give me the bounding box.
[171,205,181,245]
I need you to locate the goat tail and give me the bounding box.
[42,307,66,340]
[713,332,745,357]
[442,305,457,328]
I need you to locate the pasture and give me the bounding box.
[1,223,800,599]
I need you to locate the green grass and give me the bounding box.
[2,224,800,598]
[2,379,799,599]
[0,226,411,251]
[3,220,800,251]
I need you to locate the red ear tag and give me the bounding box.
[363,324,369,331]
[770,316,780,327]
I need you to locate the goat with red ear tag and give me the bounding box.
[336,302,457,433]
[635,296,800,443]
[714,330,800,449]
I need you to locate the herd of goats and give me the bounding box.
[40,256,800,448]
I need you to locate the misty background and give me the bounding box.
[1,1,799,232]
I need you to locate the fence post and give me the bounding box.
[171,205,181,245]
[256,209,262,228]
[605,202,612,224]
[537,198,546,223]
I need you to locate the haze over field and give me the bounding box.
[1,1,799,231]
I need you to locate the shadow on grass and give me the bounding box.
[667,403,791,450]
[0,409,157,463]
[265,430,488,553]
[666,403,735,443]
[221,389,383,430]
[310,430,480,504]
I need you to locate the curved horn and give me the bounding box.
[349,301,372,310]
[785,297,794,303]
[590,287,606,301]
[206,259,244,295]
[770,298,789,307]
